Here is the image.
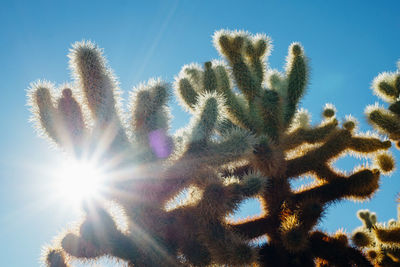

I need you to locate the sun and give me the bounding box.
[54,159,106,207]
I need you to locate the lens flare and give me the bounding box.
[55,159,106,206]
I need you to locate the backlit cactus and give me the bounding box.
[28,31,396,266]
[351,59,400,267]
[352,202,400,266]
[366,60,400,148]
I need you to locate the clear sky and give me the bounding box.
[1,0,400,266]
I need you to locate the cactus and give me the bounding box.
[351,60,400,267]
[28,31,395,266]
[352,202,400,266]
[366,60,400,148]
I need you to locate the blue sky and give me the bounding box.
[1,0,400,266]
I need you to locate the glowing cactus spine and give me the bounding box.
[28,31,396,266]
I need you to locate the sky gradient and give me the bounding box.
[1,0,400,266]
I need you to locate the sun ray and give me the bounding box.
[53,158,107,208]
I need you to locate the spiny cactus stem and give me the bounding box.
[285,129,348,177]
[282,119,338,150]
[229,216,273,240]
[309,164,342,182]
[309,231,373,267]
[248,100,264,135]
[262,176,292,243]
[286,130,390,180]
[375,227,400,244]
[292,169,380,205]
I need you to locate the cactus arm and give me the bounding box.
[310,231,373,267]
[292,169,380,205]
[228,216,273,240]
[282,119,338,150]
[375,227,400,244]
[283,43,308,126]
[286,130,390,179]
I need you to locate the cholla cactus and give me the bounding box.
[351,60,400,267]
[366,60,400,148]
[352,201,400,266]
[28,31,394,266]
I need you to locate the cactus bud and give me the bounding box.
[367,250,378,260]
[45,248,69,267]
[343,115,357,131]
[351,230,372,247]
[291,43,302,56]
[374,152,395,174]
[372,72,399,103]
[322,103,336,119]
